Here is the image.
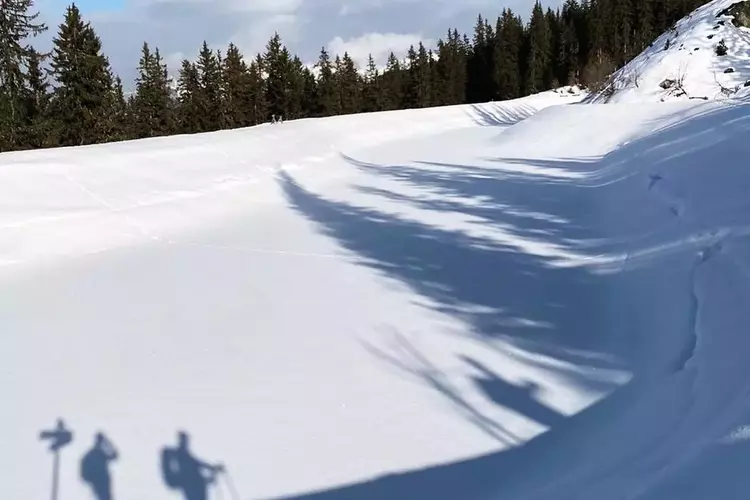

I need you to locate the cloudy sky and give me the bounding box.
[33,0,560,89]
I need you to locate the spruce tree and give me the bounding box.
[194,41,223,131]
[381,52,404,110]
[524,2,552,94]
[176,59,201,133]
[223,43,252,128]
[467,14,495,102]
[133,42,173,138]
[546,7,562,88]
[436,29,468,105]
[558,1,582,85]
[0,0,47,150]
[494,9,524,100]
[264,33,292,120]
[20,47,50,148]
[287,55,307,120]
[49,3,115,146]
[336,52,361,114]
[416,42,432,107]
[109,75,129,141]
[301,65,318,118]
[247,55,267,124]
[362,54,382,112]
[315,47,338,116]
[634,0,655,53]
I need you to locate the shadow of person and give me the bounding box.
[80,432,118,500]
[462,357,565,429]
[161,431,225,500]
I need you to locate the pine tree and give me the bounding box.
[467,14,495,102]
[300,65,318,118]
[315,47,338,116]
[634,0,655,53]
[558,1,582,85]
[194,41,224,131]
[176,59,201,133]
[108,75,129,141]
[0,0,47,150]
[494,9,524,100]
[416,42,432,107]
[362,54,382,112]
[20,46,50,148]
[287,55,307,120]
[337,52,362,114]
[223,43,252,128]
[264,33,292,121]
[435,29,468,105]
[247,55,267,124]
[524,1,552,94]
[133,42,173,138]
[381,52,404,110]
[48,3,115,146]
[546,7,562,88]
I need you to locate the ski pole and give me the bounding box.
[223,470,242,500]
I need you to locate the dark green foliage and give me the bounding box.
[176,59,201,133]
[222,43,253,128]
[381,52,404,110]
[195,41,224,131]
[247,55,267,124]
[494,10,524,100]
[3,0,709,152]
[336,52,362,115]
[0,0,47,150]
[466,14,495,103]
[403,43,433,108]
[19,47,51,148]
[362,54,382,112]
[48,3,116,146]
[315,47,339,116]
[263,32,292,120]
[524,2,552,94]
[132,42,173,138]
[436,29,468,105]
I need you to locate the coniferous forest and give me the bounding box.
[1,0,706,152]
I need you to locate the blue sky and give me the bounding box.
[33,0,561,89]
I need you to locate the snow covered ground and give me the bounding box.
[3,80,750,500]
[588,0,750,103]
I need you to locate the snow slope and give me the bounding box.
[3,86,750,500]
[589,0,750,103]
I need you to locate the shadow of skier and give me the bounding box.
[161,431,225,500]
[80,432,118,500]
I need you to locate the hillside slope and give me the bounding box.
[588,0,750,103]
[3,89,750,500]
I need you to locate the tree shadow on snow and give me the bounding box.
[272,101,750,499]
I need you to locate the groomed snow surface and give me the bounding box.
[3,81,750,500]
[589,0,750,103]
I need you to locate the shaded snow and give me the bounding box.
[3,86,750,500]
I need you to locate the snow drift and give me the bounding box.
[3,80,750,500]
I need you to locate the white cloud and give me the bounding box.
[327,32,435,68]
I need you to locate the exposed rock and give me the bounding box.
[717,1,750,28]
[660,78,676,89]
[716,39,729,56]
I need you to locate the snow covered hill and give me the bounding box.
[3,81,750,500]
[588,0,750,103]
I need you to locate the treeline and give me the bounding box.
[1,0,706,152]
